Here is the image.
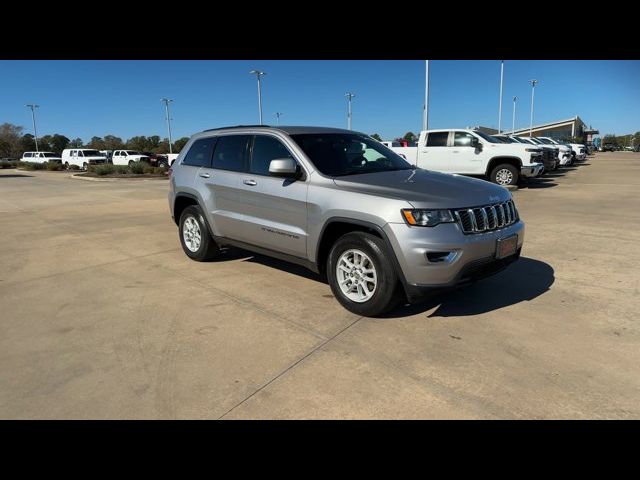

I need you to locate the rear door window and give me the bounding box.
[182,137,217,167]
[211,135,250,172]
[426,131,449,147]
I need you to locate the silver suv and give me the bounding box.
[169,126,525,316]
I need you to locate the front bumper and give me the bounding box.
[384,220,525,301]
[520,163,544,177]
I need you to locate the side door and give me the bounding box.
[113,150,122,165]
[419,131,452,172]
[234,134,308,258]
[451,131,485,173]
[192,134,252,240]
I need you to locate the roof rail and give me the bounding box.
[203,125,272,132]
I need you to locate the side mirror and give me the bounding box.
[269,158,298,177]
[469,136,480,149]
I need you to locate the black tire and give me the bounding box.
[82,162,88,171]
[489,163,519,186]
[327,232,399,317]
[64,161,69,170]
[178,205,220,261]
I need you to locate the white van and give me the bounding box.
[21,151,63,164]
[61,149,108,170]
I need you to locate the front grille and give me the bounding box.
[454,200,518,234]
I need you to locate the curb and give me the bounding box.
[69,174,168,183]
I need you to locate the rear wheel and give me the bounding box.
[64,161,69,169]
[82,162,88,171]
[179,205,220,261]
[490,164,519,186]
[327,232,399,317]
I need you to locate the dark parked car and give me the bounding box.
[142,152,170,168]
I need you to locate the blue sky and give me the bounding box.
[1,60,638,141]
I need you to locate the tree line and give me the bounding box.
[0,123,190,158]
[602,132,640,147]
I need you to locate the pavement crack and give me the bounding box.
[217,315,364,419]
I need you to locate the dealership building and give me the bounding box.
[475,116,599,143]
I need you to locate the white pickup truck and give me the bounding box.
[389,129,544,186]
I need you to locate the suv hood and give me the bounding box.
[332,169,511,209]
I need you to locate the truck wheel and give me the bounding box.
[82,162,88,171]
[490,164,519,186]
[64,162,69,169]
[327,232,399,317]
[179,205,220,261]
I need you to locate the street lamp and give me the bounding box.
[512,96,517,134]
[529,79,538,137]
[161,98,174,154]
[274,112,283,126]
[345,92,355,130]
[423,60,430,130]
[498,61,504,133]
[249,70,266,125]
[25,104,40,152]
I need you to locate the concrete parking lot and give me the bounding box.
[1,152,639,419]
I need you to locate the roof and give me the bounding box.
[202,125,356,135]
[510,116,586,135]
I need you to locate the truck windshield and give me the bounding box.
[473,131,501,143]
[290,133,413,177]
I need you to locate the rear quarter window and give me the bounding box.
[182,137,217,167]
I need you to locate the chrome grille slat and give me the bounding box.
[455,200,517,235]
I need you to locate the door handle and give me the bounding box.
[243,179,257,186]
[199,172,211,178]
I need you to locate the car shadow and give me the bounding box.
[216,246,325,283]
[0,173,34,178]
[384,257,554,318]
[518,177,558,189]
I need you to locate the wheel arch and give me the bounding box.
[485,156,522,177]
[314,217,410,297]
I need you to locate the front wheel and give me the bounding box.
[82,162,88,171]
[179,205,220,261]
[490,164,519,186]
[327,232,400,317]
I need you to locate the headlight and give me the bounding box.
[401,209,455,227]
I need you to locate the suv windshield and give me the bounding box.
[290,133,413,177]
[472,131,501,143]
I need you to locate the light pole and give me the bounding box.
[250,70,266,124]
[529,79,538,137]
[512,96,517,134]
[274,112,283,126]
[498,60,504,133]
[161,98,174,154]
[345,92,355,130]
[423,60,430,130]
[25,104,40,152]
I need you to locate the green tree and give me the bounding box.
[38,135,53,152]
[403,131,417,143]
[370,133,383,141]
[69,138,84,148]
[87,136,106,150]
[50,134,70,153]
[172,137,189,153]
[20,134,36,152]
[126,136,149,152]
[103,135,124,151]
[155,138,170,154]
[0,123,25,157]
